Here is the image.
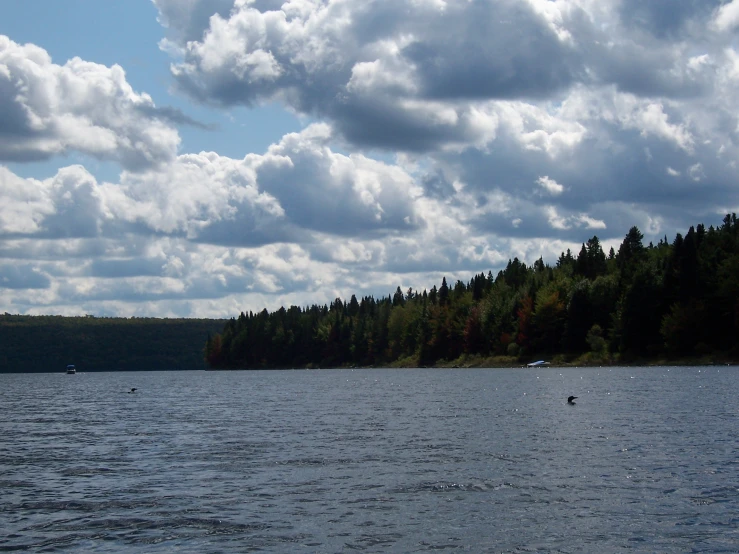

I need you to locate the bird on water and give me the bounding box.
[129,388,137,393]
[567,395,577,404]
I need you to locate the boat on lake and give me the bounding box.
[526,360,550,367]
[66,364,76,374]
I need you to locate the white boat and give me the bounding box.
[66,364,76,374]
[526,360,550,367]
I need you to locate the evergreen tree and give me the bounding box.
[617,226,645,285]
[439,277,450,306]
[392,286,405,307]
[586,236,607,278]
[429,285,438,305]
[348,294,360,317]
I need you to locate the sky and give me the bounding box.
[1,0,739,318]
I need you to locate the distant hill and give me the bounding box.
[0,315,226,372]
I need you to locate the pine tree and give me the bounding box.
[439,277,450,306]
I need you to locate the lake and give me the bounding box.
[1,367,737,552]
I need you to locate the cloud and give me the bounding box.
[164,0,583,151]
[0,36,181,170]
[0,165,106,238]
[536,176,565,196]
[713,0,739,32]
[619,0,722,38]
[153,0,237,42]
[0,264,50,289]
[6,1,739,317]
[135,104,217,130]
[544,206,606,231]
[148,1,739,249]
[161,0,727,151]
[0,121,576,313]
[251,124,421,236]
[667,167,681,177]
[1,122,426,245]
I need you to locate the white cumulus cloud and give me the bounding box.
[536,176,565,196]
[0,36,180,170]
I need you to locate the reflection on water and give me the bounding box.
[1,367,738,552]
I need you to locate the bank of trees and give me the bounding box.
[206,215,739,368]
[0,316,225,372]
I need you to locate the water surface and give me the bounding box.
[1,366,738,552]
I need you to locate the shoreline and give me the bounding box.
[207,355,739,371]
[397,354,739,369]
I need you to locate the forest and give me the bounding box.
[0,316,225,372]
[206,214,739,369]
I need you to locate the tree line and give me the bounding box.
[207,214,739,369]
[0,315,225,372]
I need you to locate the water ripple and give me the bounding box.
[1,367,738,552]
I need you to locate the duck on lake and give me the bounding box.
[567,395,577,404]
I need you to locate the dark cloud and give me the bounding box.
[589,42,710,98]
[135,105,217,131]
[421,171,456,200]
[0,80,33,137]
[329,101,477,153]
[256,150,419,237]
[0,73,55,162]
[0,265,50,289]
[89,258,166,278]
[402,2,579,100]
[193,216,299,247]
[618,0,722,38]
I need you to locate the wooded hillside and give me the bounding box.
[0,316,225,372]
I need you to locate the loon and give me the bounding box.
[567,395,577,404]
